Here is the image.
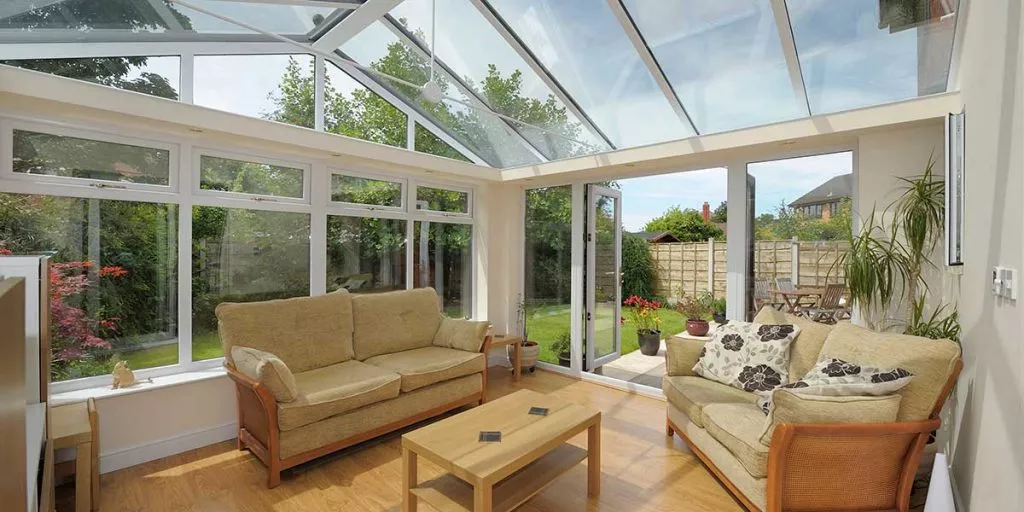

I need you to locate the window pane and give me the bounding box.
[172,1,334,35]
[0,193,178,381]
[13,129,171,186]
[416,186,469,213]
[327,216,406,293]
[199,155,304,199]
[195,54,315,129]
[523,186,571,364]
[330,174,402,207]
[192,206,310,361]
[623,0,802,133]
[1,56,181,100]
[325,62,408,148]
[413,221,471,317]
[414,123,470,162]
[787,0,958,114]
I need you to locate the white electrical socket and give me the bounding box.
[992,266,1018,300]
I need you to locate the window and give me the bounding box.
[523,186,572,364]
[198,154,305,200]
[0,193,178,381]
[191,206,310,360]
[12,129,172,187]
[194,54,315,129]
[325,62,408,148]
[413,221,471,318]
[414,123,470,162]
[327,216,406,293]
[2,57,181,100]
[330,174,403,209]
[415,185,470,214]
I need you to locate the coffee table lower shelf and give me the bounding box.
[410,444,588,512]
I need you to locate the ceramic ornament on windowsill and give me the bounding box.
[110,360,152,389]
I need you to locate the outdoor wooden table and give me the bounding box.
[777,288,824,314]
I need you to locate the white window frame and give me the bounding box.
[0,118,180,194]
[192,147,312,206]
[326,168,407,215]
[411,180,474,220]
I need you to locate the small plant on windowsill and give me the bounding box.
[677,292,713,337]
[624,295,662,356]
[514,295,539,370]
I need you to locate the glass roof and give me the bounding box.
[0,0,964,168]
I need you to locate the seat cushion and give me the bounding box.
[662,375,756,428]
[759,390,901,446]
[753,306,834,382]
[351,288,443,360]
[277,360,401,431]
[364,347,485,392]
[702,403,770,478]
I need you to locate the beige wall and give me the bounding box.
[950,0,1024,510]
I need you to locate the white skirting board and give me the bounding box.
[99,422,237,474]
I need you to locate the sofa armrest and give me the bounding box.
[225,364,280,456]
[765,418,939,512]
[664,336,705,376]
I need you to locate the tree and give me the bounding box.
[755,199,852,241]
[622,233,655,300]
[644,206,724,242]
[711,201,728,223]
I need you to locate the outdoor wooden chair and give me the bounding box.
[802,283,846,324]
[774,277,817,311]
[754,277,784,311]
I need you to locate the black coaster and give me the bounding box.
[528,407,549,416]
[479,431,502,443]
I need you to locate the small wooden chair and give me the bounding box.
[754,277,784,311]
[803,283,846,324]
[51,398,99,512]
[774,277,817,310]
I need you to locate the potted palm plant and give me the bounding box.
[625,295,662,356]
[677,293,712,337]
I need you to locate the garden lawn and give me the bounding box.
[526,304,687,364]
[120,331,224,370]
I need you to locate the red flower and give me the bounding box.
[99,266,128,278]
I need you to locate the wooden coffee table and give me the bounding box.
[401,389,601,512]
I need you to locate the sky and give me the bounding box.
[618,151,853,232]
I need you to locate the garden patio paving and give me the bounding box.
[597,338,674,388]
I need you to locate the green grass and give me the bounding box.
[120,331,224,370]
[526,304,687,364]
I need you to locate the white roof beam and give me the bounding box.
[770,0,811,116]
[469,0,614,151]
[312,0,405,50]
[605,0,700,135]
[205,0,360,8]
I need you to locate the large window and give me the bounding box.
[523,186,572,364]
[413,221,472,318]
[327,216,406,293]
[194,54,315,129]
[0,193,178,381]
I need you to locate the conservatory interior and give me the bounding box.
[0,0,1020,511]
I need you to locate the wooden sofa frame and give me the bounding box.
[667,359,963,512]
[227,336,492,488]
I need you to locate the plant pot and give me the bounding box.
[508,341,540,369]
[686,319,710,337]
[557,352,571,368]
[638,330,661,356]
[712,312,727,325]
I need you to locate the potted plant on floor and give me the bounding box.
[625,295,662,356]
[512,296,540,371]
[677,293,712,337]
[552,331,571,367]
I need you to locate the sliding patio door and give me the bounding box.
[586,185,622,370]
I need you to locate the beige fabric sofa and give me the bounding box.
[216,288,491,488]
[664,308,962,512]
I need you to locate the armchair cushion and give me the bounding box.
[753,306,834,382]
[364,346,485,392]
[230,346,298,403]
[278,360,401,431]
[701,403,770,478]
[692,321,801,392]
[663,375,756,428]
[432,317,490,352]
[757,389,902,446]
[664,336,706,377]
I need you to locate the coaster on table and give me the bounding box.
[528,407,549,416]
[478,431,502,443]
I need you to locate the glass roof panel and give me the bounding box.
[325,61,408,148]
[340,20,540,167]
[173,1,335,35]
[623,0,803,134]
[787,0,958,115]
[489,0,695,147]
[388,0,609,160]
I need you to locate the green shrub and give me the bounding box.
[622,234,655,300]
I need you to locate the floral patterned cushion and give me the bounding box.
[691,321,801,393]
[755,355,915,414]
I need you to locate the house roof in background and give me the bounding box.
[788,173,853,208]
[630,231,680,243]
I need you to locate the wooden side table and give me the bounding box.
[51,398,98,512]
[487,334,522,382]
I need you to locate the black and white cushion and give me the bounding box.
[756,355,914,414]
[692,321,800,392]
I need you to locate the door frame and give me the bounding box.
[586,184,623,371]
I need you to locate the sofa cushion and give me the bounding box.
[364,346,485,392]
[753,306,834,382]
[755,355,914,413]
[230,346,298,403]
[693,321,800,392]
[351,288,443,360]
[662,375,756,428]
[216,290,354,373]
[702,403,770,478]
[758,390,902,446]
[433,317,489,353]
[665,336,706,377]
[819,322,960,421]
[277,360,401,431]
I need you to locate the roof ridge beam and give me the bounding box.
[769,0,811,116]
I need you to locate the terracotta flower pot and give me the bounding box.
[686,319,710,337]
[637,330,661,356]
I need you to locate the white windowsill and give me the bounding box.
[50,367,228,406]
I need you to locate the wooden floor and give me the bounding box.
[93,369,745,512]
